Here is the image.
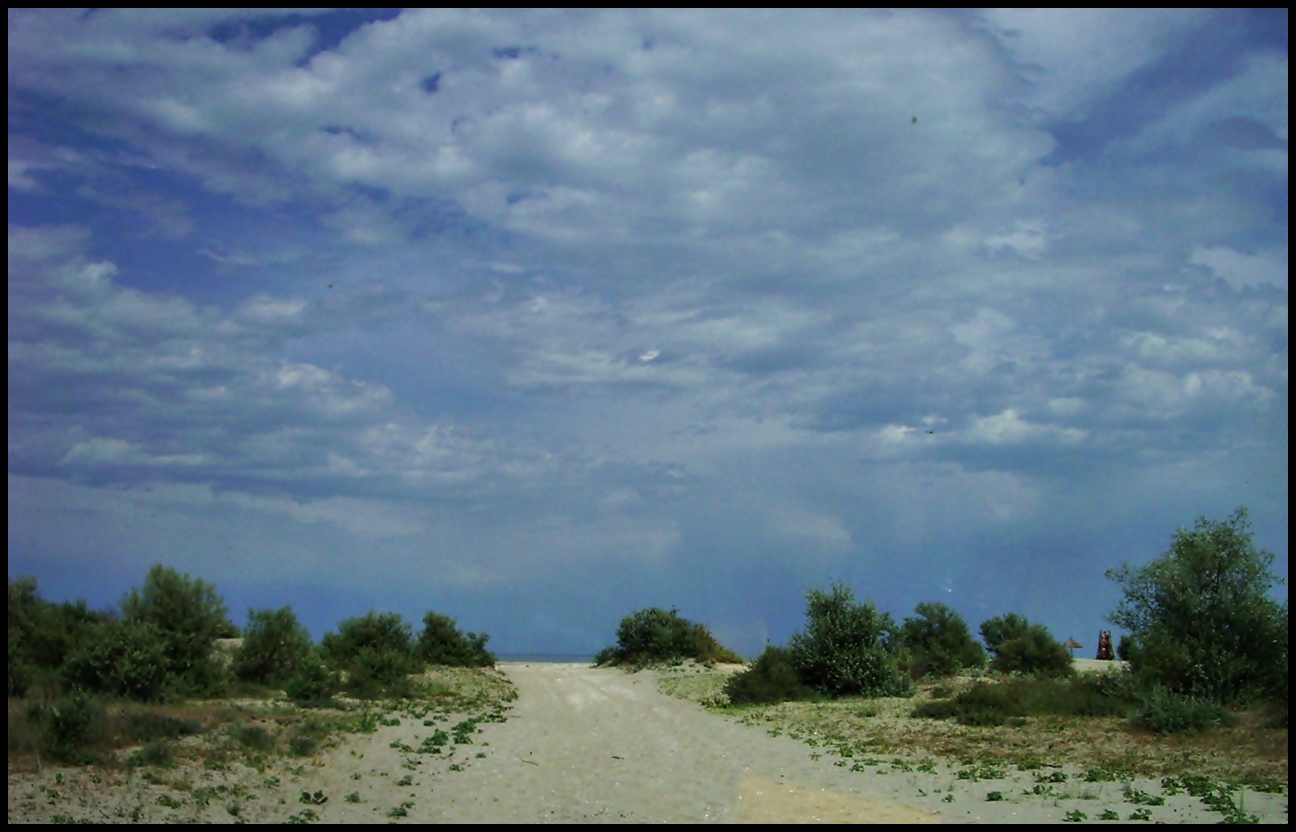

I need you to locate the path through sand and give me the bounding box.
[424,663,940,823]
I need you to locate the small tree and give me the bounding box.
[232,607,313,687]
[787,583,911,698]
[899,602,986,678]
[121,565,237,696]
[417,611,496,667]
[1107,508,1287,706]
[980,613,1072,678]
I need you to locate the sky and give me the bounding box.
[8,9,1288,659]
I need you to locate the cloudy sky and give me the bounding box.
[9,9,1287,658]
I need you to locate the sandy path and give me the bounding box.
[422,663,940,823]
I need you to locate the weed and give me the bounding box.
[1082,766,1130,783]
[299,790,328,805]
[395,775,413,787]
[129,740,174,768]
[1132,686,1235,735]
[231,723,275,751]
[956,763,1006,781]
[1063,809,1088,822]
[1122,786,1164,806]
[387,801,415,818]
[288,735,318,757]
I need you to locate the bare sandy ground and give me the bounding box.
[9,662,1288,823]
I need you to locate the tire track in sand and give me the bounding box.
[425,663,940,823]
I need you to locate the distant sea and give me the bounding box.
[496,653,597,664]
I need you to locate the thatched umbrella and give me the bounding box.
[1063,636,1083,657]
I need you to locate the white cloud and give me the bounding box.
[980,9,1207,117]
[1190,245,1288,291]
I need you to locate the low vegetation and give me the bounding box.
[8,563,503,775]
[594,606,744,667]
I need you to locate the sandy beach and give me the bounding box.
[8,662,1288,823]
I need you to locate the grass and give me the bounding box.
[9,664,517,823]
[658,664,1287,790]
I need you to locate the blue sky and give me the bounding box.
[9,9,1287,658]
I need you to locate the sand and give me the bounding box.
[8,662,1288,823]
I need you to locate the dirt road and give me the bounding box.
[423,663,940,823]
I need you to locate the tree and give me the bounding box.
[417,611,496,667]
[899,602,985,678]
[120,564,237,696]
[8,578,110,697]
[232,607,313,687]
[979,613,1072,678]
[1107,508,1287,706]
[787,583,911,698]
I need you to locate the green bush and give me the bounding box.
[1107,508,1288,707]
[283,653,340,704]
[787,583,911,698]
[63,619,170,701]
[21,693,110,763]
[121,565,237,697]
[724,645,819,705]
[321,611,422,695]
[1131,685,1235,735]
[416,612,496,668]
[600,607,743,666]
[8,578,110,698]
[980,614,1073,678]
[232,607,313,687]
[898,602,986,678]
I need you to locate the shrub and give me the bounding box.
[724,645,819,705]
[321,611,422,695]
[980,614,1072,678]
[1131,686,1235,735]
[63,619,170,701]
[22,693,110,763]
[601,607,743,666]
[914,676,1131,726]
[416,612,496,668]
[8,578,110,698]
[1107,508,1288,706]
[787,583,911,698]
[232,607,313,687]
[121,565,237,697]
[898,602,986,678]
[232,724,276,752]
[283,653,340,704]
